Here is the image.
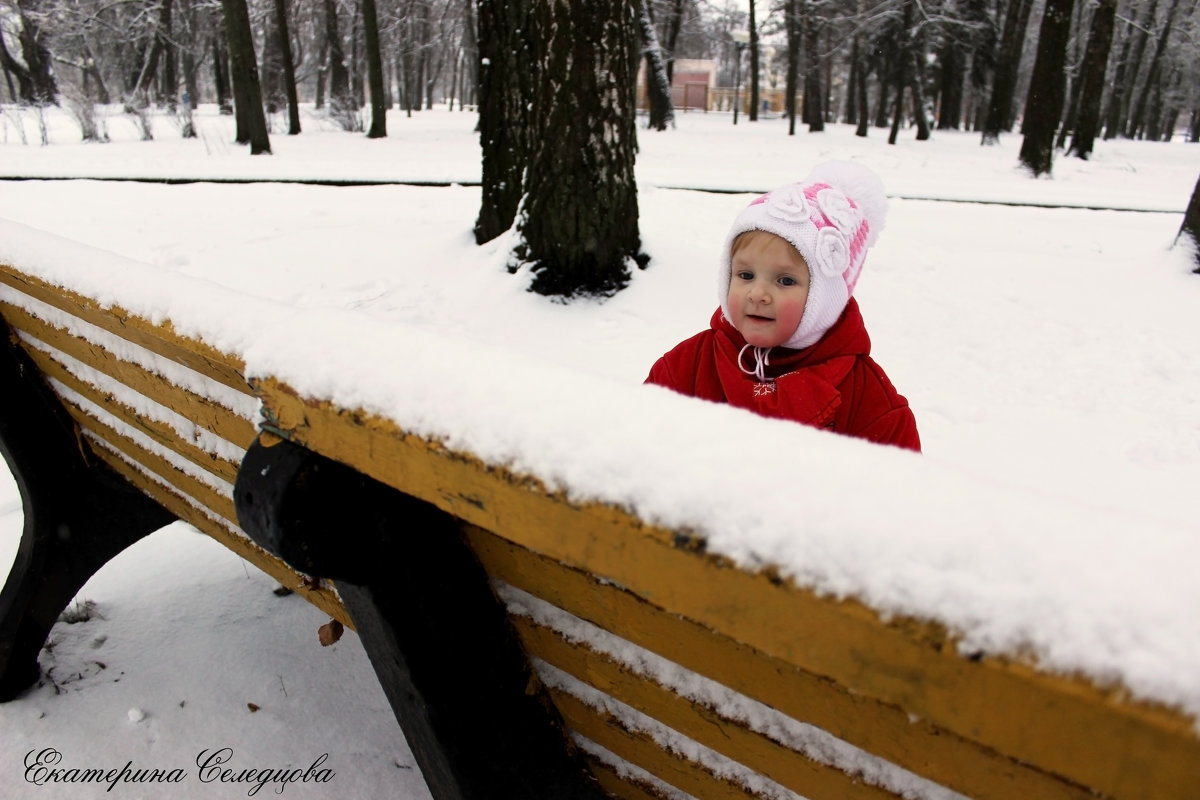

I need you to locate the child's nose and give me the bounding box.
[749,283,771,303]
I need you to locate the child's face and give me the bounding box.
[727,232,810,348]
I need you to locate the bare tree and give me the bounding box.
[1,0,59,103]
[474,0,533,244]
[982,0,1035,144]
[515,0,646,297]
[1018,0,1076,175]
[638,0,675,131]
[362,0,386,136]
[1179,172,1200,273]
[273,0,303,134]
[748,0,759,121]
[221,0,271,152]
[1067,0,1117,159]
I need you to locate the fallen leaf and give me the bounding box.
[318,619,345,647]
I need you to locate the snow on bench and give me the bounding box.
[1,218,1198,800]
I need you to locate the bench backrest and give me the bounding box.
[3,256,1198,800]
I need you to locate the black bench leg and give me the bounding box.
[0,318,176,701]
[235,435,608,800]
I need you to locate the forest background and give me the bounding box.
[3,0,1198,159]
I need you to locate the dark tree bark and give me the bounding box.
[362,0,386,137]
[1116,0,1159,137]
[888,0,912,145]
[1126,0,1182,141]
[662,0,685,85]
[0,1,58,104]
[908,22,931,141]
[1067,0,1116,159]
[982,0,1034,144]
[323,0,355,127]
[1179,173,1200,273]
[784,0,801,135]
[517,0,644,297]
[803,3,824,131]
[854,38,870,137]
[133,0,173,102]
[937,36,964,129]
[212,35,233,113]
[221,0,272,153]
[272,0,302,133]
[638,0,675,130]
[83,46,112,105]
[474,0,534,244]
[1018,0,1076,176]
[748,0,759,121]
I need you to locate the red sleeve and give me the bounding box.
[644,355,677,389]
[859,406,922,452]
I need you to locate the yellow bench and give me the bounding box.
[1,244,1197,800]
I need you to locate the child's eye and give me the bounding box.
[736,270,754,281]
[778,275,798,287]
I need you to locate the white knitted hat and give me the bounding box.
[718,161,888,349]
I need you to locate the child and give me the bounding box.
[646,161,920,452]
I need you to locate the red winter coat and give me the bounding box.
[645,299,921,451]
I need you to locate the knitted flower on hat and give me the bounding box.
[718,160,888,350]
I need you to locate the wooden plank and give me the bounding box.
[69,403,239,527]
[584,755,689,800]
[0,263,251,395]
[254,379,1199,800]
[90,445,351,629]
[549,687,770,800]
[512,616,902,800]
[473,527,1095,800]
[2,302,256,449]
[18,341,241,485]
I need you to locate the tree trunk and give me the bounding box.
[1178,173,1200,273]
[638,0,674,131]
[663,0,685,85]
[784,0,801,135]
[909,28,931,140]
[460,0,478,106]
[1067,0,1116,159]
[1018,0,1075,176]
[1115,0,1159,138]
[855,39,870,137]
[803,3,823,131]
[517,0,644,298]
[888,0,912,145]
[160,0,177,108]
[212,35,233,113]
[3,2,58,104]
[324,0,355,128]
[474,0,534,243]
[134,0,173,103]
[221,0,272,153]
[982,0,1034,144]
[937,38,963,130]
[272,0,302,134]
[1126,0,1181,141]
[362,0,386,137]
[748,0,759,121]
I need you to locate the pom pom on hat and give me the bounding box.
[718,160,888,350]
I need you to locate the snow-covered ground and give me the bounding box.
[1,104,1198,799]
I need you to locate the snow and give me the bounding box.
[2,103,1200,798]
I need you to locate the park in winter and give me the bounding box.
[2,0,1200,798]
